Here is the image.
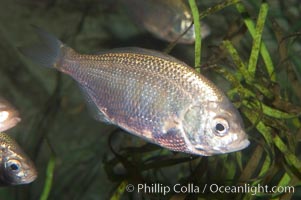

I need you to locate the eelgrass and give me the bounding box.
[216,1,301,199]
[247,2,268,78]
[110,181,128,200]
[40,154,56,200]
[109,0,301,199]
[236,2,276,81]
[188,0,202,71]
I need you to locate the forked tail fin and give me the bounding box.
[19,26,64,68]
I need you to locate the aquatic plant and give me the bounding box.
[107,1,301,199]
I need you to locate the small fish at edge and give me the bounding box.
[0,132,37,186]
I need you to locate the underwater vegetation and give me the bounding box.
[0,0,300,199]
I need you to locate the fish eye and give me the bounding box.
[6,160,21,172]
[213,117,229,136]
[10,163,19,171]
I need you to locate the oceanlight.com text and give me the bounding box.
[125,183,295,196]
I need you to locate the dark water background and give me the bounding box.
[0,0,300,199]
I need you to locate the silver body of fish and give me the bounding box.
[20,28,249,156]
[121,0,210,44]
[0,98,21,132]
[0,132,37,186]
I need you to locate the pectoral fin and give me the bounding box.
[77,84,111,124]
[153,126,211,156]
[153,128,189,153]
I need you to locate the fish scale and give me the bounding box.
[69,53,194,125]
[20,28,250,156]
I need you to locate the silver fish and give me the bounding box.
[20,28,249,156]
[121,0,210,44]
[0,132,37,186]
[0,98,21,132]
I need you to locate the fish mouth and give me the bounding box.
[22,171,38,184]
[193,139,250,155]
[223,139,250,153]
[20,164,38,184]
